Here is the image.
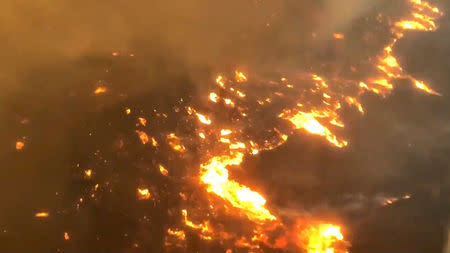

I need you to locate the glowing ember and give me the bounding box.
[235,71,247,82]
[138,117,147,126]
[15,141,24,150]
[200,153,276,222]
[209,92,219,102]
[333,33,344,39]
[159,164,169,176]
[84,169,92,179]
[64,232,70,241]
[196,113,212,125]
[136,130,149,144]
[35,212,49,218]
[297,223,346,253]
[137,188,151,200]
[94,87,107,95]
[167,133,185,152]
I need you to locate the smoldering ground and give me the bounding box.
[0,0,449,252]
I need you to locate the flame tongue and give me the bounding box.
[200,152,276,222]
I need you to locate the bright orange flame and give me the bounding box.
[94,87,107,95]
[136,130,149,144]
[200,153,276,222]
[84,169,92,179]
[167,228,186,240]
[196,113,212,125]
[281,111,347,148]
[138,117,147,126]
[64,232,70,241]
[167,133,185,152]
[235,71,247,82]
[137,188,151,200]
[15,141,24,150]
[159,164,169,176]
[35,212,49,218]
[299,224,345,253]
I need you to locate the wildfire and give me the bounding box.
[68,1,444,252]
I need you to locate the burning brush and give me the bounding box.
[40,0,445,252]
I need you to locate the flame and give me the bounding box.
[125,108,131,115]
[159,164,169,176]
[297,224,346,253]
[216,75,225,87]
[137,188,151,200]
[167,228,186,240]
[280,110,347,148]
[69,1,443,252]
[138,117,147,126]
[209,92,219,102]
[196,113,212,125]
[94,87,107,95]
[84,169,92,179]
[235,71,248,82]
[167,133,185,152]
[15,141,24,150]
[64,232,70,241]
[200,152,276,222]
[136,130,149,144]
[35,212,49,218]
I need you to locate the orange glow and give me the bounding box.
[414,79,441,95]
[297,223,346,253]
[280,110,347,148]
[196,113,212,125]
[94,87,107,95]
[167,228,186,240]
[84,169,92,179]
[209,92,219,102]
[159,164,169,176]
[167,133,185,152]
[35,212,49,218]
[15,141,24,150]
[220,129,232,136]
[125,108,131,115]
[137,188,151,200]
[138,117,147,126]
[200,153,276,222]
[235,71,247,82]
[136,130,149,144]
[216,75,225,87]
[333,33,344,39]
[64,232,70,241]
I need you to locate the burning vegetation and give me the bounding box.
[20,0,444,252]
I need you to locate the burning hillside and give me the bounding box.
[1,0,448,252]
